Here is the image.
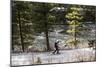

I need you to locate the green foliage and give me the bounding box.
[12,1,35,52]
[65,6,83,47]
[65,38,80,45]
[12,1,96,51]
[12,1,59,51]
[82,6,96,22]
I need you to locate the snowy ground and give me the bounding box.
[11,48,96,66]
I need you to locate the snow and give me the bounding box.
[11,48,95,66]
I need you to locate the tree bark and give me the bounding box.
[18,10,24,52]
[45,23,50,51]
[43,5,51,51]
[12,43,14,52]
[74,21,77,48]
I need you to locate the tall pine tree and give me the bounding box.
[65,6,83,48]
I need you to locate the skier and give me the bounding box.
[53,40,60,54]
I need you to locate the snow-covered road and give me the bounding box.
[11,48,96,66]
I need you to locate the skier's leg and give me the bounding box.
[53,50,56,54]
[57,49,60,54]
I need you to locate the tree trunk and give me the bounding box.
[45,23,50,51]
[12,44,14,52]
[74,21,77,48]
[43,6,51,51]
[18,10,24,52]
[45,16,50,51]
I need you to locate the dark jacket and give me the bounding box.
[55,42,59,50]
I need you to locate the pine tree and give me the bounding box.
[12,1,32,52]
[12,1,59,51]
[65,6,83,48]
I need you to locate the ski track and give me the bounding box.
[11,48,96,66]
